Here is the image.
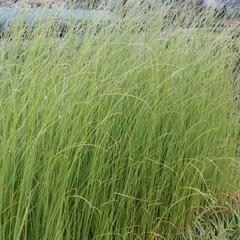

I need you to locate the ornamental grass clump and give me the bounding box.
[0,6,239,239]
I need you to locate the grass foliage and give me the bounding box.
[0,5,239,239]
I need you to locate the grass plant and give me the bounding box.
[0,5,239,239]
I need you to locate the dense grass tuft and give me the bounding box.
[0,6,239,239]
